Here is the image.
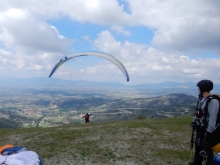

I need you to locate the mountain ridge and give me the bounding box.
[0,76,209,89]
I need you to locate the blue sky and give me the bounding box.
[48,18,154,52]
[0,0,220,84]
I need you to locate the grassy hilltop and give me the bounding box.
[0,116,193,165]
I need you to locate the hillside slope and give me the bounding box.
[0,118,21,128]
[0,116,193,165]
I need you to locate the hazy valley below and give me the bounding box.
[0,78,199,128]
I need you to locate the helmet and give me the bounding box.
[197,80,213,93]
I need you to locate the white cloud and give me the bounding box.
[0,5,76,78]
[0,47,60,77]
[110,25,130,36]
[2,8,25,19]
[26,64,44,71]
[0,0,132,25]
[128,0,220,53]
[0,49,13,57]
[93,30,220,83]
[0,8,73,53]
[83,35,90,42]
[51,26,65,39]
[1,0,219,54]
[94,31,122,55]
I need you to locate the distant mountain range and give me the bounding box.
[0,77,198,88]
[0,77,220,95]
[0,77,124,87]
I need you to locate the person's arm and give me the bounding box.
[207,99,219,133]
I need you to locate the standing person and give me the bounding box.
[82,113,92,123]
[190,80,219,165]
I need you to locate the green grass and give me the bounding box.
[0,116,193,165]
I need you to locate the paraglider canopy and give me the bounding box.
[49,51,129,81]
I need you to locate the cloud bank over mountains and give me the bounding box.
[0,0,220,84]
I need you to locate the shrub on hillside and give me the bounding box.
[136,114,147,120]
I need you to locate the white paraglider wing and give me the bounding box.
[49,51,129,81]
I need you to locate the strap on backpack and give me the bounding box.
[203,95,220,126]
[203,96,212,118]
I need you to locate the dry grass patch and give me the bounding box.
[0,117,192,165]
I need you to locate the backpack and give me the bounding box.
[203,95,220,151]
